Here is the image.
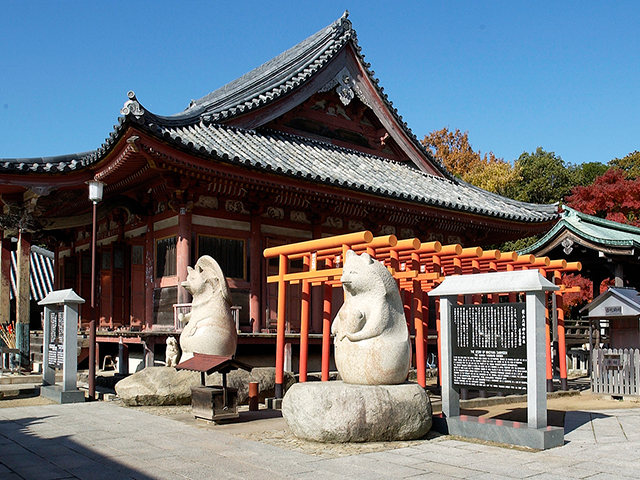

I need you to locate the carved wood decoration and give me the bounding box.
[265,91,407,162]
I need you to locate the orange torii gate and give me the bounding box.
[263,231,581,398]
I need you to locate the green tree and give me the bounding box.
[570,161,608,187]
[511,148,574,204]
[608,150,640,179]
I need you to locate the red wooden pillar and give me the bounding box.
[250,216,262,333]
[144,217,155,330]
[321,257,333,382]
[435,297,442,388]
[545,292,554,392]
[176,210,192,305]
[556,292,568,390]
[554,271,568,390]
[274,254,287,398]
[412,253,425,387]
[299,255,311,382]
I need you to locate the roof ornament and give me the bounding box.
[562,238,574,255]
[120,91,145,120]
[30,186,54,196]
[319,67,369,108]
[333,10,352,36]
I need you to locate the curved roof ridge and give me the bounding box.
[142,12,354,127]
[563,205,640,234]
[117,13,451,177]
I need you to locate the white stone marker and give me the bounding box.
[429,269,563,449]
[39,288,85,404]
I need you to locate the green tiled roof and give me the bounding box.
[520,206,640,254]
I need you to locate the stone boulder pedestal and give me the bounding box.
[115,366,295,406]
[282,381,432,443]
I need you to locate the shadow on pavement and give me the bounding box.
[0,415,157,480]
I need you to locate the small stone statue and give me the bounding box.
[165,337,180,367]
[179,256,237,361]
[331,249,411,385]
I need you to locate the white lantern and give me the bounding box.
[87,180,105,203]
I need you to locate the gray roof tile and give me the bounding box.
[153,121,556,223]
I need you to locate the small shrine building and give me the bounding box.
[522,206,640,292]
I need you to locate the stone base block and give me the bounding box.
[282,381,432,443]
[39,385,85,404]
[265,397,282,410]
[432,414,564,450]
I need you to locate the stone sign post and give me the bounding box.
[429,270,563,449]
[39,289,85,404]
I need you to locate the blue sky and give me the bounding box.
[1,1,638,166]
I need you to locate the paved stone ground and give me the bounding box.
[0,401,638,479]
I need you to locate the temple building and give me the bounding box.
[0,13,557,366]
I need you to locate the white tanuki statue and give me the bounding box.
[165,337,180,367]
[331,249,411,385]
[179,255,237,361]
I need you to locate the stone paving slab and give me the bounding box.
[0,402,638,479]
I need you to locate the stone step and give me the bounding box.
[0,382,38,398]
[0,374,44,385]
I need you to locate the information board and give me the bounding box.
[47,309,64,369]
[451,302,527,393]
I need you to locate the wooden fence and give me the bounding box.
[592,348,640,396]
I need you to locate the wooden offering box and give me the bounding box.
[176,353,252,422]
[191,385,239,421]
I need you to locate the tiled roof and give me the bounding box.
[0,151,97,174]
[10,245,54,302]
[520,206,640,254]
[120,11,449,177]
[154,12,356,126]
[143,121,557,223]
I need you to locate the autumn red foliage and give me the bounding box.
[561,273,614,317]
[565,168,640,226]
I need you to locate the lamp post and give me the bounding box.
[87,180,104,400]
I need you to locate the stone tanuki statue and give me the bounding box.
[179,255,237,361]
[165,337,180,367]
[331,249,411,385]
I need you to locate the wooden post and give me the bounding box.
[274,254,287,398]
[554,271,568,390]
[412,253,426,387]
[250,217,262,333]
[321,257,333,382]
[556,292,568,390]
[299,255,311,382]
[436,297,442,388]
[144,216,154,330]
[0,236,12,326]
[176,209,192,305]
[545,293,554,392]
[89,202,98,399]
[16,230,31,369]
